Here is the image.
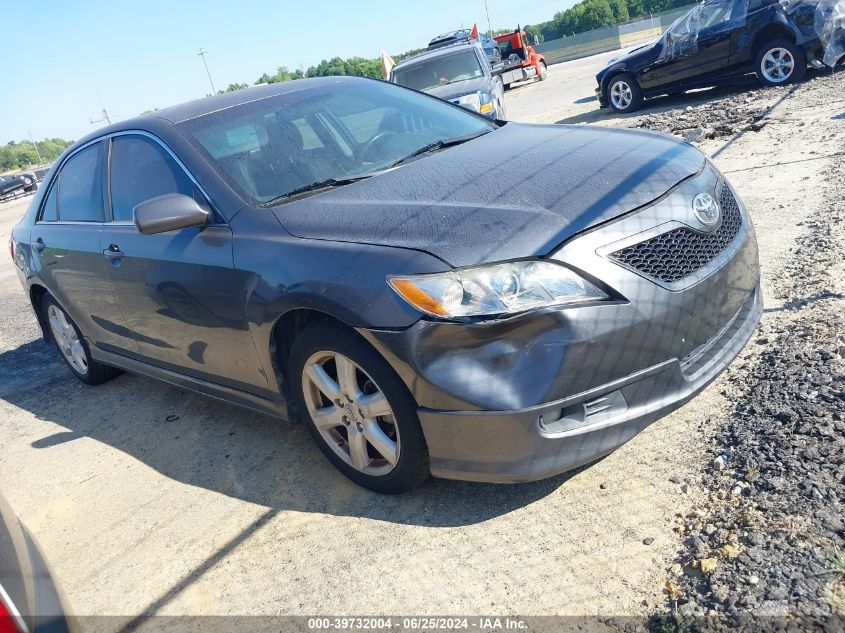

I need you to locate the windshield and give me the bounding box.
[392,50,484,91]
[180,80,493,205]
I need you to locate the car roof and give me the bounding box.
[70,75,360,147]
[393,42,481,70]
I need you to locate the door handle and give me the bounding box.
[33,237,46,252]
[103,244,124,259]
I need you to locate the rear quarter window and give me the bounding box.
[40,181,58,221]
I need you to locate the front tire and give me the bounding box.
[42,294,121,385]
[607,73,643,113]
[288,323,430,494]
[537,61,548,81]
[756,39,806,86]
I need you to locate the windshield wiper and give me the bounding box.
[260,175,371,207]
[385,131,491,169]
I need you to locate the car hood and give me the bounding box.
[606,40,659,66]
[424,76,491,100]
[272,122,705,268]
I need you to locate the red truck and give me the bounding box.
[493,29,547,88]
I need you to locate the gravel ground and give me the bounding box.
[631,83,793,142]
[612,74,845,630]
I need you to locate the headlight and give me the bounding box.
[457,92,482,111]
[388,260,608,319]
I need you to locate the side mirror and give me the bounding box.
[133,193,209,235]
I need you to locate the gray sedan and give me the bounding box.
[10,77,760,493]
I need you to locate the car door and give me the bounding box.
[727,0,763,67]
[641,0,736,88]
[29,141,141,353]
[100,133,268,392]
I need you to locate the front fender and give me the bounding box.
[230,207,449,397]
[598,63,629,96]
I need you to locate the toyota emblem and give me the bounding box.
[692,192,720,227]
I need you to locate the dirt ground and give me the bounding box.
[1,53,843,627]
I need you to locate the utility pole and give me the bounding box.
[484,0,493,38]
[198,48,217,95]
[26,129,43,164]
[90,108,112,126]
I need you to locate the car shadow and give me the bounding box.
[0,339,576,527]
[556,76,767,125]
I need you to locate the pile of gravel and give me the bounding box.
[631,87,790,142]
[658,308,845,628]
[648,161,845,631]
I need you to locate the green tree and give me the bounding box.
[530,0,685,39]
[223,82,249,93]
[581,0,615,30]
[612,0,631,22]
[0,138,73,171]
[524,24,544,44]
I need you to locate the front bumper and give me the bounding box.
[413,284,759,482]
[359,171,761,482]
[596,84,608,107]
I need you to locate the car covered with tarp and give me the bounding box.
[596,0,845,112]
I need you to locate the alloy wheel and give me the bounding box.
[301,351,400,476]
[47,304,88,374]
[610,80,633,110]
[761,47,794,83]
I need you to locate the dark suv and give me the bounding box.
[596,0,845,112]
[391,42,506,119]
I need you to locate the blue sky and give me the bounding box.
[2,0,568,144]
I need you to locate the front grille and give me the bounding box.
[610,186,743,283]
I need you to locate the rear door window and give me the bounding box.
[109,135,199,222]
[57,143,105,222]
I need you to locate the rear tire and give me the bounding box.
[288,323,430,494]
[607,73,643,113]
[41,294,122,385]
[755,38,806,86]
